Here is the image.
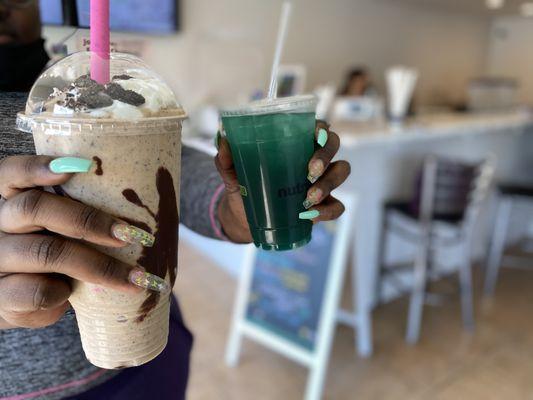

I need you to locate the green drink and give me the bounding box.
[221,95,318,251]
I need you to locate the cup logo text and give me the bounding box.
[278,181,308,198]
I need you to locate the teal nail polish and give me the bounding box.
[299,210,320,220]
[214,131,221,150]
[317,128,328,147]
[49,157,92,173]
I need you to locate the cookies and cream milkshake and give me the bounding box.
[17,52,186,369]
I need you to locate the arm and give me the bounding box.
[180,145,251,242]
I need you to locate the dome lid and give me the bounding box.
[22,51,186,122]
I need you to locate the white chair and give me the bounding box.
[376,156,495,344]
[484,184,533,297]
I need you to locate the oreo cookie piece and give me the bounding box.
[63,97,78,109]
[112,74,133,81]
[104,82,145,106]
[78,92,114,109]
[74,74,104,90]
[69,74,105,98]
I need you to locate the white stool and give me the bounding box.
[376,156,495,344]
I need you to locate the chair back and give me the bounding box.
[418,156,495,235]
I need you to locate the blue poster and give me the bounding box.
[39,0,64,25]
[246,221,337,351]
[76,0,177,33]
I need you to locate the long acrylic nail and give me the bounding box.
[307,159,324,184]
[317,128,328,147]
[299,210,320,220]
[129,269,170,293]
[49,157,92,174]
[303,188,323,209]
[112,223,155,247]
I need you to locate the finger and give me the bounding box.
[300,196,345,222]
[303,161,351,209]
[0,234,140,293]
[0,189,148,248]
[0,155,87,199]
[307,129,341,184]
[214,137,240,194]
[0,273,71,313]
[216,135,234,170]
[1,302,70,329]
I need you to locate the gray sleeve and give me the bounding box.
[179,145,228,240]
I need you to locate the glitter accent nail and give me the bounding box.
[303,188,322,209]
[307,159,324,183]
[303,198,314,209]
[112,223,155,247]
[307,174,319,184]
[129,269,170,293]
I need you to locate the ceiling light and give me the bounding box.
[521,2,533,16]
[486,0,505,9]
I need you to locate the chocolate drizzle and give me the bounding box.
[93,156,103,176]
[122,189,156,219]
[122,167,179,322]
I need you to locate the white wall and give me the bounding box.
[43,0,491,111]
[487,16,533,105]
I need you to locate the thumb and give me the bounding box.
[214,136,240,193]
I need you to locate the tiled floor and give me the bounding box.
[175,242,533,400]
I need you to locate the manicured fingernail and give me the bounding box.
[112,223,155,247]
[129,269,170,293]
[303,188,323,209]
[214,131,221,150]
[307,159,324,184]
[299,210,320,220]
[49,157,92,173]
[302,198,314,209]
[317,128,328,147]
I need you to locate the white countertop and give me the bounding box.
[332,111,533,148]
[183,111,533,155]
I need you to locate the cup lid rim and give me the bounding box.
[220,94,318,117]
[16,111,186,135]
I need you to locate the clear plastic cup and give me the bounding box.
[17,52,186,369]
[221,95,318,251]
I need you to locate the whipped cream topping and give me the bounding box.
[114,78,178,114]
[48,76,179,120]
[89,100,144,120]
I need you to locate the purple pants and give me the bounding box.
[65,297,193,400]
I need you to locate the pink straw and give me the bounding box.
[90,0,110,84]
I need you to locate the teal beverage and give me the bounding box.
[221,95,317,251]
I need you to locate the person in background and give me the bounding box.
[339,67,375,97]
[0,1,351,399]
[0,0,48,91]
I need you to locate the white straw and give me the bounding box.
[267,1,293,99]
